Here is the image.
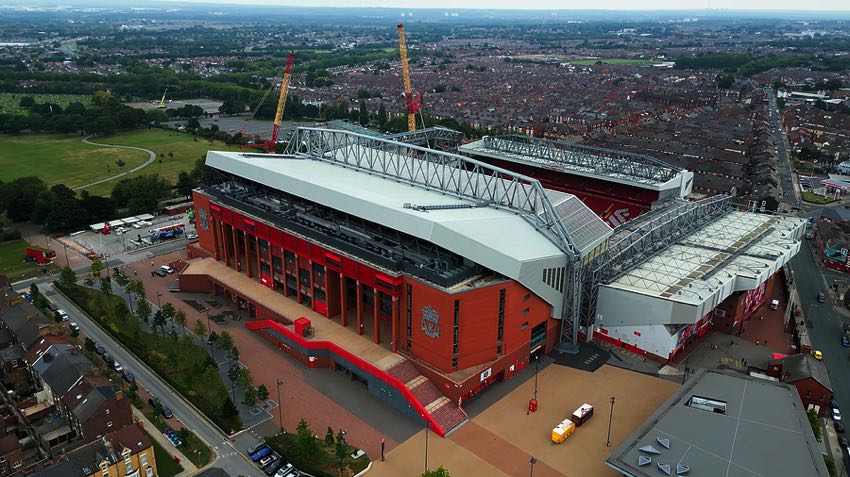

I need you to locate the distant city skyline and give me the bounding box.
[161,0,849,11]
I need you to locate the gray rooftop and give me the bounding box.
[770,353,832,392]
[606,369,829,477]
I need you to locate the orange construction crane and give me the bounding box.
[242,52,296,153]
[397,24,423,132]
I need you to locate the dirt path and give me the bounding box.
[73,135,157,191]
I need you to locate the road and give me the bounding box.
[791,239,850,472]
[40,284,263,477]
[765,86,799,208]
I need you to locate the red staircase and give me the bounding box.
[247,320,468,436]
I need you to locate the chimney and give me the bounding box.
[103,435,113,454]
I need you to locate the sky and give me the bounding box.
[164,0,850,11]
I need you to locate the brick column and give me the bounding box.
[267,243,274,289]
[211,218,221,261]
[391,295,399,353]
[340,275,347,327]
[232,227,240,272]
[323,266,330,318]
[373,288,380,344]
[243,231,251,278]
[295,254,302,304]
[356,282,363,335]
[282,249,290,298]
[255,236,262,283]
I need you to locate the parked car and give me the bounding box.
[69,322,80,332]
[149,396,161,408]
[265,458,290,476]
[161,406,174,419]
[113,362,124,373]
[251,447,272,462]
[258,454,277,469]
[123,371,135,383]
[161,265,174,274]
[247,441,267,455]
[48,303,58,312]
[102,352,112,364]
[154,269,168,277]
[841,336,849,348]
[833,408,842,422]
[186,233,198,240]
[95,344,105,355]
[818,292,826,303]
[276,470,300,477]
[57,309,69,321]
[840,436,849,448]
[837,421,846,434]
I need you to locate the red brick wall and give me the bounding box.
[178,274,213,294]
[793,377,832,417]
[401,278,552,374]
[192,191,216,255]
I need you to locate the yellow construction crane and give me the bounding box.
[157,88,168,109]
[397,23,423,132]
[241,53,296,153]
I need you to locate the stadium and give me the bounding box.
[178,125,805,436]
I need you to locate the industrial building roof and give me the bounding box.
[606,369,829,477]
[459,135,693,193]
[605,211,804,306]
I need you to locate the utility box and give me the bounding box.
[551,418,575,444]
[572,403,594,427]
[294,317,312,337]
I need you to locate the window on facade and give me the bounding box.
[107,421,113,427]
[805,390,812,398]
[523,293,530,301]
[521,322,529,330]
[406,284,413,338]
[312,263,325,284]
[13,461,21,469]
[820,394,825,401]
[140,453,148,466]
[453,300,460,355]
[451,357,458,369]
[522,308,529,315]
[106,409,110,415]
[126,460,134,473]
[101,470,109,477]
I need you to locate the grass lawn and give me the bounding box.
[0,134,148,189]
[83,129,240,196]
[802,191,836,204]
[57,283,243,433]
[566,58,658,66]
[144,408,213,467]
[0,93,92,115]
[149,435,184,477]
[0,239,56,281]
[266,431,370,477]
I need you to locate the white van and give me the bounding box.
[770,299,779,310]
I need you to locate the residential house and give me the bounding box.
[0,434,24,476]
[768,353,833,416]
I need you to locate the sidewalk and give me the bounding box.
[133,407,198,477]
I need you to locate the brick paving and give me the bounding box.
[123,251,395,459]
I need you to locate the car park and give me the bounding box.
[834,408,842,422]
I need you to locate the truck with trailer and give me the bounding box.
[24,244,56,264]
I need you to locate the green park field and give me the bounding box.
[0,93,93,115]
[0,134,148,189]
[0,239,56,281]
[0,129,239,196]
[82,129,240,195]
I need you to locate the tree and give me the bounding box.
[358,102,369,126]
[235,367,253,391]
[192,319,207,338]
[808,408,822,442]
[136,298,152,324]
[176,171,195,197]
[377,103,388,129]
[174,310,187,333]
[90,257,104,278]
[127,279,145,299]
[325,427,335,447]
[60,266,76,286]
[296,419,319,459]
[19,96,35,108]
[335,430,349,477]
[70,328,80,338]
[218,330,234,355]
[242,386,258,406]
[100,276,112,295]
[114,269,129,288]
[30,282,39,298]
[256,384,269,401]
[161,302,176,327]
[420,467,451,477]
[220,396,239,420]
[152,309,167,335]
[84,337,96,352]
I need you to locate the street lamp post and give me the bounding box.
[423,419,429,473]
[534,354,540,401]
[276,378,284,433]
[682,359,689,385]
[606,396,616,447]
[206,311,215,359]
[156,291,162,309]
[529,457,537,477]
[62,241,70,268]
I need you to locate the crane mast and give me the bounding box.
[271,52,297,147]
[397,23,422,132]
